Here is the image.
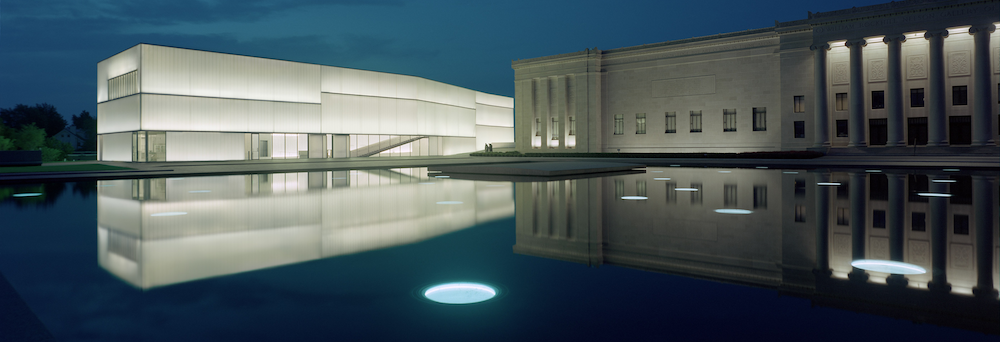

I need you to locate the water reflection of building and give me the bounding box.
[514,168,998,333]
[97,168,514,289]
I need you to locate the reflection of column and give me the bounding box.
[813,172,832,277]
[846,40,867,147]
[924,30,949,147]
[886,173,908,286]
[970,25,997,146]
[972,176,997,298]
[848,172,868,281]
[884,35,906,147]
[811,44,831,148]
[927,179,951,292]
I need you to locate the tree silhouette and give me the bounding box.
[71,110,98,151]
[1,103,67,138]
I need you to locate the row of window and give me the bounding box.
[836,209,970,235]
[613,108,767,135]
[108,70,139,101]
[793,84,986,114]
[534,117,577,138]
[613,179,768,208]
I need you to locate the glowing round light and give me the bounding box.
[423,282,497,304]
[427,171,442,174]
[675,188,699,192]
[188,190,211,193]
[670,164,681,167]
[434,175,450,178]
[817,182,841,186]
[942,168,960,172]
[151,212,187,217]
[931,179,956,183]
[851,259,927,275]
[714,209,752,214]
[755,166,768,169]
[12,193,43,197]
[866,169,881,173]
[917,193,952,197]
[653,178,671,181]
[651,170,664,173]
[718,171,732,173]
[782,171,799,174]
[621,196,648,200]
[436,201,463,205]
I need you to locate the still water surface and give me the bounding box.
[0,167,996,341]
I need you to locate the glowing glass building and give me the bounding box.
[97,44,514,162]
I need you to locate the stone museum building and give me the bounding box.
[97,44,514,162]
[512,0,999,154]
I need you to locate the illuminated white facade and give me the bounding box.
[97,44,514,162]
[513,0,998,154]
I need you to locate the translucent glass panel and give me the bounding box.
[476,103,514,127]
[140,94,321,133]
[476,125,513,149]
[165,132,244,161]
[475,91,514,109]
[97,45,141,103]
[321,93,474,137]
[441,137,476,155]
[108,70,139,101]
[141,45,320,104]
[321,66,475,109]
[97,96,140,134]
[99,132,134,161]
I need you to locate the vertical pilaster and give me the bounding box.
[811,44,831,148]
[972,176,997,298]
[970,25,997,146]
[847,40,867,147]
[884,35,906,147]
[848,172,869,281]
[927,178,951,292]
[925,30,949,147]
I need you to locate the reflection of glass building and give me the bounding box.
[97,44,514,162]
[97,169,514,288]
[514,168,999,333]
[513,1,998,153]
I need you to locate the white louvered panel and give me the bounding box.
[97,45,141,103]
[98,96,140,134]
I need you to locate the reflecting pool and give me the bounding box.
[0,166,996,341]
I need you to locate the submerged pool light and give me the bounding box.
[851,260,926,274]
[151,212,187,217]
[714,209,753,214]
[434,175,450,178]
[621,196,648,200]
[423,282,497,304]
[653,178,671,181]
[917,193,952,198]
[12,193,43,197]
[817,182,841,186]
[675,188,699,192]
[436,201,463,205]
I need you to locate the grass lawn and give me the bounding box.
[0,164,134,174]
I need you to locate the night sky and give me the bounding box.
[1,0,889,122]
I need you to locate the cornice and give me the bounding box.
[809,0,997,28]
[601,33,779,65]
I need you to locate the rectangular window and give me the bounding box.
[910,88,924,107]
[869,118,887,145]
[724,184,737,207]
[665,112,676,133]
[952,86,967,106]
[794,204,806,222]
[794,179,806,198]
[753,107,766,131]
[793,96,805,113]
[949,115,971,145]
[911,212,926,231]
[836,93,848,111]
[794,121,805,138]
[907,117,928,145]
[723,109,737,132]
[635,113,646,134]
[871,90,885,109]
[753,185,767,209]
[836,120,849,137]
[837,207,849,226]
[534,118,541,136]
[614,115,624,135]
[873,210,886,228]
[690,111,702,133]
[261,140,269,158]
[954,214,969,235]
[568,117,576,135]
[551,117,559,140]
[869,174,888,201]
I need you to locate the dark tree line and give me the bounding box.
[0,103,97,160]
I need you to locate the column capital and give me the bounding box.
[810,44,830,51]
[882,34,906,43]
[969,23,997,34]
[924,29,949,39]
[845,39,867,48]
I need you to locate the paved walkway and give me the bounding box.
[0,154,996,183]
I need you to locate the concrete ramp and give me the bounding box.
[350,136,427,157]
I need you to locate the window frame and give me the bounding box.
[723,109,737,132]
[752,107,766,131]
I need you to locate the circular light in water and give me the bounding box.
[423,282,497,304]
[718,170,732,173]
[866,169,881,173]
[931,179,956,183]
[782,171,799,174]
[714,209,752,214]
[12,193,43,197]
[851,259,926,275]
[942,168,960,172]
[651,170,664,173]
[436,201,463,205]
[653,178,671,181]
[755,166,768,169]
[621,196,648,200]
[670,164,681,167]
[151,212,187,217]
[675,188,699,192]
[917,193,952,197]
[434,175,450,178]
[817,182,841,186]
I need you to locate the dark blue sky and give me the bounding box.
[1,0,888,122]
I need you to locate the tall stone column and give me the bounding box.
[972,176,997,298]
[925,30,949,147]
[927,178,951,293]
[811,44,831,148]
[813,172,832,277]
[846,40,867,147]
[970,25,997,146]
[884,35,906,147]
[848,172,868,282]
[886,173,908,286]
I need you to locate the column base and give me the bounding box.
[971,139,997,147]
[928,280,952,293]
[848,268,869,283]
[972,287,999,299]
[812,268,833,278]
[886,274,909,287]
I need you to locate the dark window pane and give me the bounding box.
[910,88,924,107]
[911,212,926,231]
[954,215,969,235]
[872,90,885,109]
[873,210,886,228]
